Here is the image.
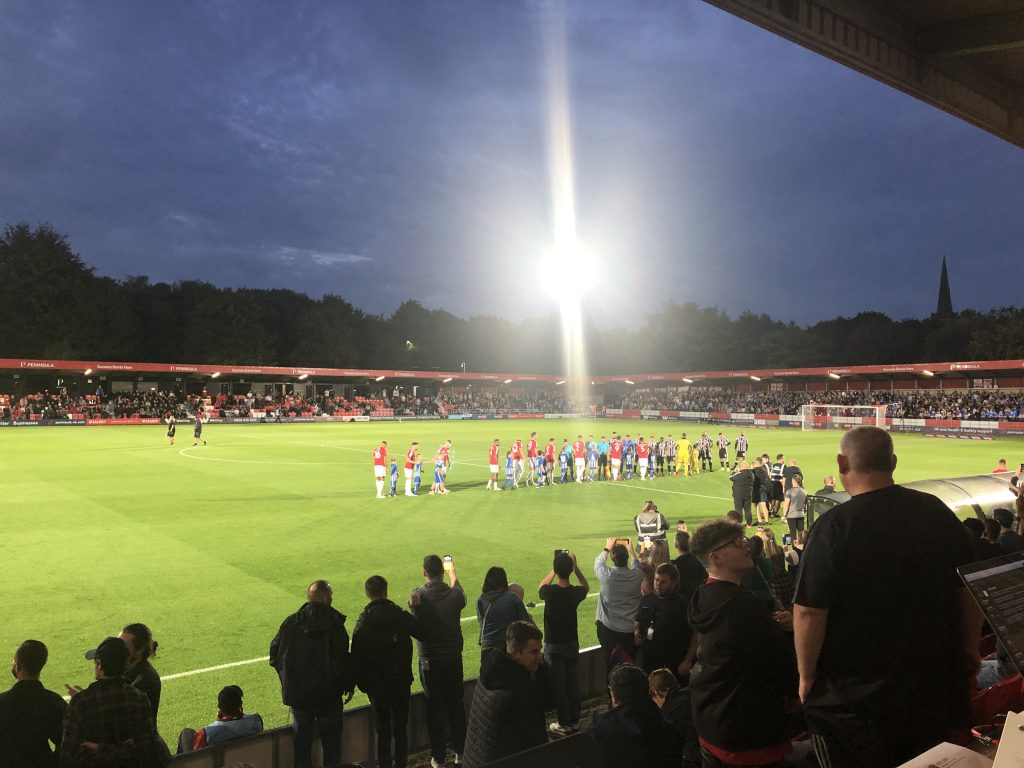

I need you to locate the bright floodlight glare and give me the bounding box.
[503,378,513,384]
[298,373,309,380]
[921,369,934,377]
[442,377,453,383]
[556,380,566,385]
[211,371,221,378]
[750,375,761,382]
[682,377,693,384]
[828,373,841,380]
[544,243,595,301]
[374,375,385,382]
[84,368,92,376]
[624,379,634,385]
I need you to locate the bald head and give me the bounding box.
[838,427,897,477]
[307,580,333,605]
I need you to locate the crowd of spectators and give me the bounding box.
[615,385,1024,421]
[437,388,571,414]
[7,428,1017,768]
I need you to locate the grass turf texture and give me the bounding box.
[2,419,1014,744]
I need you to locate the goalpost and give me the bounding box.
[800,403,888,431]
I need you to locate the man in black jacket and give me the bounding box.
[729,462,755,526]
[351,575,419,768]
[689,520,798,767]
[0,639,66,767]
[269,579,353,768]
[588,664,679,768]
[462,621,548,768]
[634,564,694,682]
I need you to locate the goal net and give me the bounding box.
[799,404,888,431]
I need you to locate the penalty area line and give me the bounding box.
[158,594,598,683]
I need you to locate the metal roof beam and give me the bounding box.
[923,10,1024,57]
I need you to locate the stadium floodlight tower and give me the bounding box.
[800,403,888,431]
[542,4,591,413]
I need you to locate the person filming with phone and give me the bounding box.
[595,538,643,670]
[539,550,589,736]
[410,554,467,768]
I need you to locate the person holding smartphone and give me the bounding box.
[409,554,467,768]
[595,538,643,669]
[538,551,589,736]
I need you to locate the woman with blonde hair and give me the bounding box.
[637,539,670,595]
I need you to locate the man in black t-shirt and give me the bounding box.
[793,427,981,768]
[672,531,708,602]
[538,551,589,736]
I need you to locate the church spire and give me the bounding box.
[935,256,954,319]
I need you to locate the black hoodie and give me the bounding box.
[687,579,797,752]
[269,601,350,709]
[350,598,419,694]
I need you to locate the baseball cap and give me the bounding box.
[85,636,130,671]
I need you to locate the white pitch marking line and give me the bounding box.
[177,447,336,466]
[158,595,598,682]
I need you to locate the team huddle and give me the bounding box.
[484,430,752,490]
[372,439,453,498]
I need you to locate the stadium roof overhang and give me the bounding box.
[3,357,1024,387]
[702,0,1024,148]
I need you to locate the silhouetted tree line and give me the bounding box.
[1,222,1017,374]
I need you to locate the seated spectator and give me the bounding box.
[635,564,694,681]
[538,551,589,736]
[982,517,1005,550]
[815,476,837,495]
[649,668,699,768]
[120,623,161,724]
[588,664,679,768]
[61,636,163,768]
[462,622,549,768]
[689,520,798,768]
[0,639,67,767]
[192,685,264,749]
[993,508,1024,552]
[672,531,708,601]
[476,567,532,670]
[595,538,643,669]
[964,517,1006,561]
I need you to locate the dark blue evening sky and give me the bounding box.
[2,1,1021,325]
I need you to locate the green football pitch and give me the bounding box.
[2,419,1015,743]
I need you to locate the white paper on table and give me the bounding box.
[993,710,1024,768]
[897,741,993,768]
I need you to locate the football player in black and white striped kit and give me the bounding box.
[716,432,730,470]
[698,432,714,473]
[732,432,749,470]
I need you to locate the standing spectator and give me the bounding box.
[729,462,754,526]
[410,554,467,768]
[119,623,161,725]
[351,575,419,768]
[462,622,548,768]
[634,564,695,681]
[993,507,1024,552]
[782,458,802,492]
[637,539,670,596]
[671,532,708,602]
[587,664,679,768]
[794,426,981,767]
[689,521,798,767]
[476,567,531,671]
[782,475,807,537]
[191,685,264,749]
[0,639,66,767]
[769,454,786,518]
[752,457,771,525]
[61,636,163,768]
[269,579,353,768]
[595,538,643,669]
[538,550,589,736]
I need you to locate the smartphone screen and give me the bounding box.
[443,555,453,572]
[553,549,569,560]
[782,534,794,545]
[614,537,630,549]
